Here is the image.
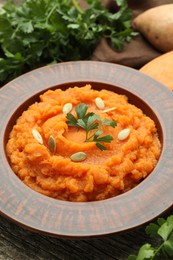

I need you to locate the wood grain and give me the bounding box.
[0,61,173,239]
[1,208,173,260]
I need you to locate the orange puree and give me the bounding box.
[6,85,161,202]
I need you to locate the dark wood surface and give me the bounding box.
[0,207,173,260]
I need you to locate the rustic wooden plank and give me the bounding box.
[1,207,172,260]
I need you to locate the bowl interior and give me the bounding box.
[4,81,163,170]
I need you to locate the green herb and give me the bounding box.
[66,103,116,150]
[128,215,173,260]
[0,0,137,85]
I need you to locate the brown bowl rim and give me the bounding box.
[0,61,173,239]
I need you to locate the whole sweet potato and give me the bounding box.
[133,4,173,52]
[140,51,173,90]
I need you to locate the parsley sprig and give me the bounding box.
[0,0,137,85]
[128,215,173,260]
[66,103,116,150]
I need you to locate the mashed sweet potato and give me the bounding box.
[6,85,161,202]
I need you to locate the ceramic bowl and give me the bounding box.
[0,61,173,239]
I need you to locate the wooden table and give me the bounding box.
[0,207,172,259]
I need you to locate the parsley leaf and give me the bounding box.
[75,103,89,119]
[66,103,116,150]
[128,215,173,260]
[128,244,155,260]
[66,113,78,127]
[102,118,117,128]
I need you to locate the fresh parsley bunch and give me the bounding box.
[0,0,137,85]
[128,215,173,260]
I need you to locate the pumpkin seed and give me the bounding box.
[48,135,56,153]
[70,152,87,162]
[95,97,105,110]
[101,106,117,113]
[62,103,73,115]
[32,129,43,144]
[118,128,130,141]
